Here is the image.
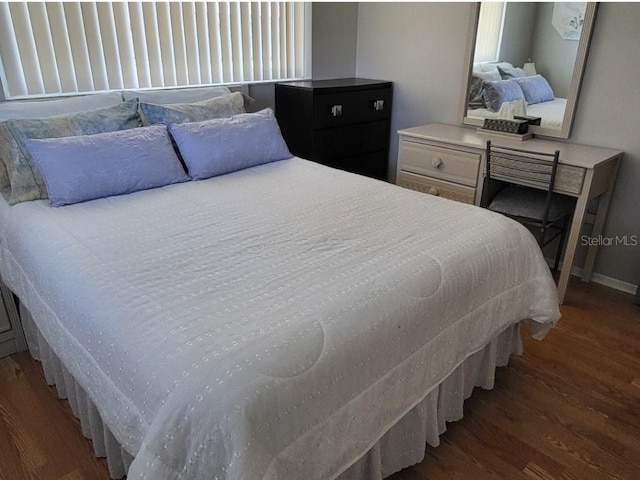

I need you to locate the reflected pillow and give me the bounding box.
[0,99,142,205]
[468,70,502,108]
[514,75,555,105]
[481,80,525,112]
[140,92,247,125]
[168,109,292,180]
[27,125,189,207]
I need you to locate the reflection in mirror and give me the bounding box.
[461,2,597,139]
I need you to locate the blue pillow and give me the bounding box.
[27,125,189,206]
[168,109,292,180]
[514,75,555,105]
[481,79,526,112]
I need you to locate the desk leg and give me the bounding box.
[582,158,621,282]
[557,169,594,304]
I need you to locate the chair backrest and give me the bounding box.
[484,140,561,223]
[485,141,561,190]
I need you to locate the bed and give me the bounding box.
[0,92,560,480]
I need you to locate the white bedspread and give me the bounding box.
[0,158,560,480]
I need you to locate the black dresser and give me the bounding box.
[275,78,393,181]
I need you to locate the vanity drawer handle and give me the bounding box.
[431,157,443,169]
[428,187,440,196]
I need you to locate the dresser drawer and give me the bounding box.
[314,88,392,129]
[276,79,392,181]
[313,120,389,160]
[323,151,387,180]
[399,141,480,187]
[397,171,476,204]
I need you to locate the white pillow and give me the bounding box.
[122,86,233,105]
[0,91,123,121]
[494,61,515,71]
[478,61,514,75]
[479,63,499,74]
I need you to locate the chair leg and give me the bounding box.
[553,216,570,272]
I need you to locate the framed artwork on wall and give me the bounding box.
[552,2,587,40]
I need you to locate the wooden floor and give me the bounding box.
[0,279,638,480]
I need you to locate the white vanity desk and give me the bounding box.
[396,123,622,304]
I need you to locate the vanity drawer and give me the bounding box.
[555,164,585,195]
[397,171,476,205]
[399,141,480,186]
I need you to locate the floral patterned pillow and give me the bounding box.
[139,92,247,126]
[0,99,142,205]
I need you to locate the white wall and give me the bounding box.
[239,3,360,115]
[355,2,474,177]
[531,3,580,99]
[499,2,538,68]
[351,2,639,286]
[312,3,359,80]
[567,2,640,286]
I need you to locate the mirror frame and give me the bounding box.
[459,2,598,139]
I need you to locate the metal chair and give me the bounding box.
[481,140,576,271]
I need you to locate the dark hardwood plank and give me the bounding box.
[0,279,638,480]
[388,279,640,480]
[0,354,109,480]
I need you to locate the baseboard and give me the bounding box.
[574,268,637,295]
[545,257,637,295]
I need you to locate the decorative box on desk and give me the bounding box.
[275,78,393,180]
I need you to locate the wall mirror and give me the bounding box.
[459,2,598,139]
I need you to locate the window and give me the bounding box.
[0,2,309,99]
[473,2,506,63]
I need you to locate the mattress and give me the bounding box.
[468,97,567,129]
[0,157,560,479]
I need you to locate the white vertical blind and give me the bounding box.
[0,1,308,99]
[474,2,506,63]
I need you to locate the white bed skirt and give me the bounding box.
[20,304,522,480]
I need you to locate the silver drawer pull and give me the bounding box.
[331,105,343,117]
[431,157,443,169]
[373,99,385,111]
